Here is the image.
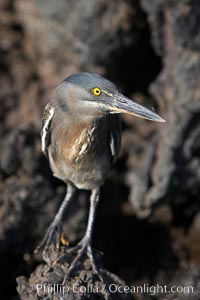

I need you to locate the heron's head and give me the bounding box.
[54,72,165,122]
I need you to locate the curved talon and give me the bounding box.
[86,245,104,284]
[63,245,87,283]
[62,241,103,285]
[34,222,61,254]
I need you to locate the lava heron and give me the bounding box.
[36,72,165,278]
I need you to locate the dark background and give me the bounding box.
[0,0,200,299]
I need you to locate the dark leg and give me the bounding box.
[80,188,99,245]
[35,183,75,253]
[63,188,100,282]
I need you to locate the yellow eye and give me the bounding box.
[92,87,101,96]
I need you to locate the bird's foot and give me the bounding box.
[58,238,103,285]
[34,220,62,255]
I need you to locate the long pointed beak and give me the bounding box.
[108,93,165,122]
